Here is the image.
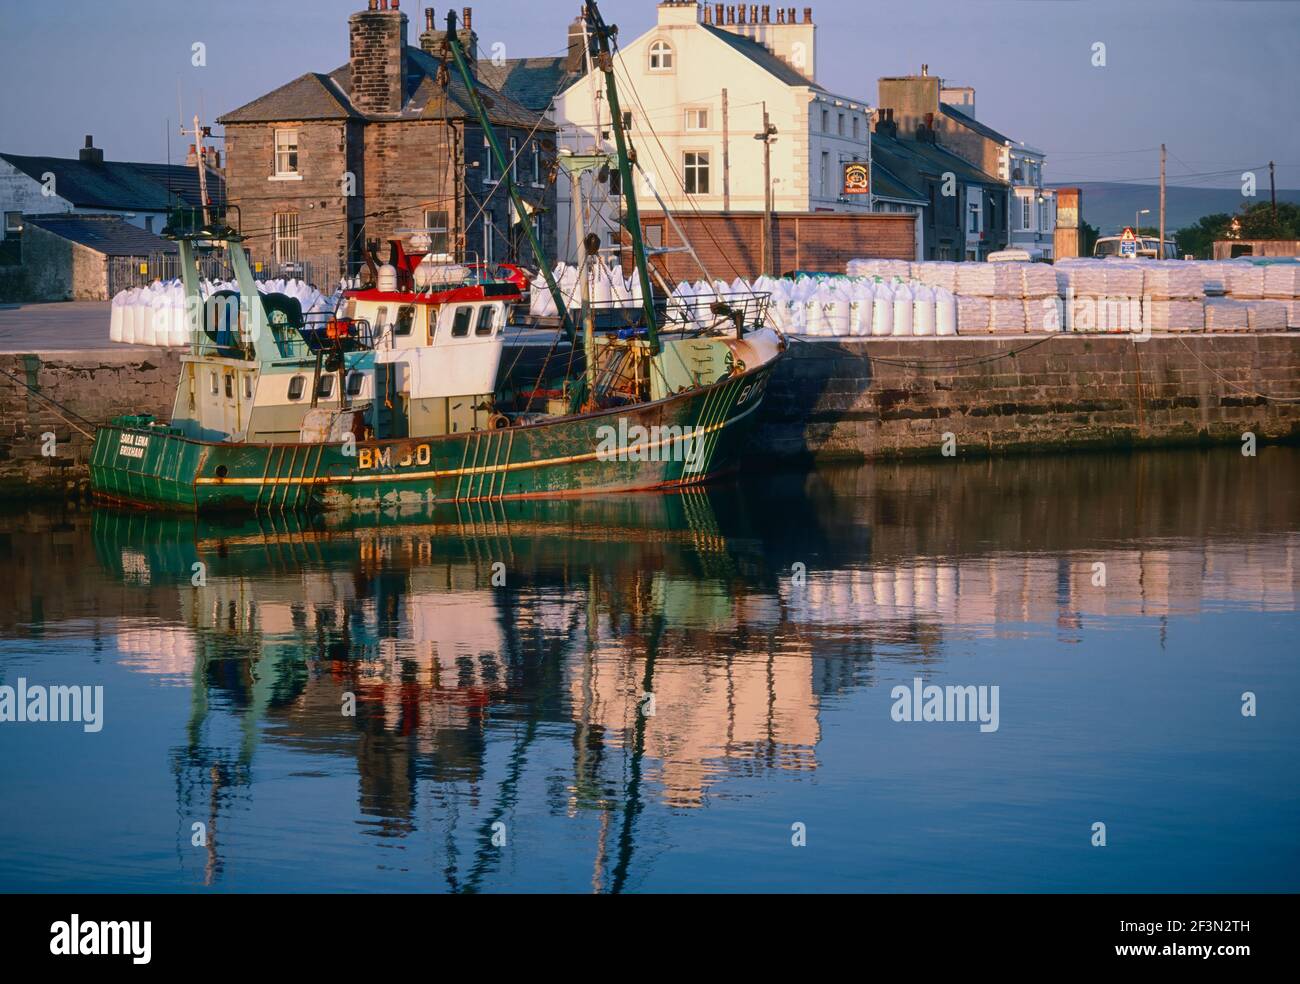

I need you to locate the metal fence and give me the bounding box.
[107,253,348,297]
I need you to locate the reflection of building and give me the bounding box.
[571,576,819,810]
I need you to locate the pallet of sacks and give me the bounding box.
[1262,265,1300,328]
[1056,260,1146,334]
[1143,263,1205,332]
[1021,264,1062,333]
[1204,298,1250,333]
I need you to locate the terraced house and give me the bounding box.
[218,1,557,281]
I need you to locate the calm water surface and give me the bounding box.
[1,447,1297,892]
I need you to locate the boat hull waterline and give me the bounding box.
[90,363,775,513]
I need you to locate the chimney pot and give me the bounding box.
[462,6,472,30]
[737,4,746,23]
[787,7,795,24]
[425,7,433,29]
[761,5,770,23]
[702,4,712,22]
[368,0,377,9]
[921,63,928,76]
[803,6,812,23]
[777,7,784,23]
[715,3,724,23]
[84,135,93,149]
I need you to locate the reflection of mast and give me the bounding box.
[608,605,664,895]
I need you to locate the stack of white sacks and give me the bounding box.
[110,279,337,347]
[1213,264,1294,333]
[523,257,1300,339]
[766,268,957,337]
[528,261,643,318]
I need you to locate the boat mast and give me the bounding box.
[583,0,660,356]
[443,12,576,346]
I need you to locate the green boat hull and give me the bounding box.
[90,363,775,513]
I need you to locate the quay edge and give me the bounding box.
[3,334,1300,500]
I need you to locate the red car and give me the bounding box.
[467,263,532,292]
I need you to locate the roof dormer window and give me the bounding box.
[648,39,674,72]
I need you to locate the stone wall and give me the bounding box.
[0,348,182,499]
[0,225,108,302]
[757,334,1300,460]
[2,335,1298,500]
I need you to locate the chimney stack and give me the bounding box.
[420,7,440,54]
[566,15,588,72]
[349,0,409,115]
[79,135,104,165]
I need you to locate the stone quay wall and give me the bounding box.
[2,335,1299,499]
[757,334,1300,460]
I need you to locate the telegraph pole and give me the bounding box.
[754,103,777,276]
[1158,143,1166,259]
[722,88,731,212]
[1270,160,1277,225]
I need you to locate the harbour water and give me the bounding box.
[0,446,1296,893]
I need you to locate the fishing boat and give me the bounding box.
[89,1,784,514]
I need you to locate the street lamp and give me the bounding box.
[1136,208,1150,236]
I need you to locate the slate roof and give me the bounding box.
[219,48,553,131]
[940,103,1013,147]
[871,131,1006,188]
[216,73,357,124]
[699,24,820,88]
[26,214,177,256]
[870,159,927,204]
[477,57,576,113]
[0,153,224,212]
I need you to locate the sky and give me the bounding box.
[1,0,1297,190]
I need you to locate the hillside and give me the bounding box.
[1049,182,1300,237]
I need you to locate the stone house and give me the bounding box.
[217,2,558,282]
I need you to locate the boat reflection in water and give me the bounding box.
[93,488,824,890]
[10,447,1291,891]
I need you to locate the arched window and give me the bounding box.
[648,39,673,72]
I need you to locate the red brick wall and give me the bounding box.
[624,212,916,282]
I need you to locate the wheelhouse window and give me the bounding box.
[346,372,364,397]
[452,306,473,338]
[224,373,234,399]
[209,370,219,395]
[395,305,415,337]
[274,212,300,264]
[287,375,306,401]
[244,374,254,399]
[475,306,496,337]
[316,375,334,399]
[648,39,673,72]
[274,129,299,176]
[683,151,710,195]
